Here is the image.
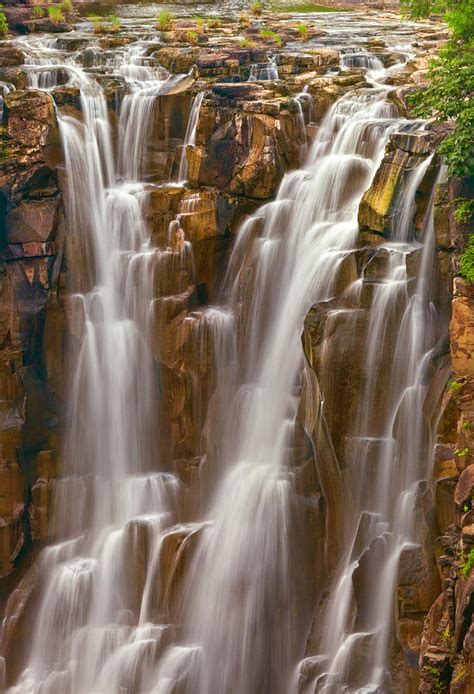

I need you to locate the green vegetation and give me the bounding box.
[454,447,470,458]
[0,5,6,37]
[32,5,44,18]
[156,9,174,31]
[259,28,283,45]
[60,0,73,14]
[250,1,263,15]
[459,235,474,283]
[194,16,205,33]
[461,547,474,579]
[187,30,199,44]
[442,625,455,655]
[425,665,447,694]
[239,12,251,27]
[296,22,309,40]
[108,14,121,32]
[403,0,474,283]
[238,37,254,48]
[47,5,64,24]
[402,0,474,183]
[448,379,463,392]
[89,13,120,34]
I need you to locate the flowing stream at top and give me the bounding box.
[3,18,443,694]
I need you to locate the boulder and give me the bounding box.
[0,47,24,68]
[359,131,434,236]
[3,90,60,158]
[454,465,474,513]
[187,95,305,199]
[5,198,59,244]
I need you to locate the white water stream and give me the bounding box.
[2,19,444,694]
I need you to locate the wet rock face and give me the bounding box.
[358,130,439,237]
[0,8,465,690]
[0,88,64,585]
[187,89,306,199]
[417,175,474,692]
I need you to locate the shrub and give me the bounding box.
[187,30,199,44]
[32,5,44,18]
[239,12,251,27]
[238,37,252,48]
[89,15,106,34]
[403,0,474,180]
[208,18,221,28]
[156,9,174,31]
[48,5,64,24]
[194,16,205,33]
[296,22,308,40]
[251,1,263,15]
[60,0,73,14]
[0,5,7,36]
[259,28,282,45]
[108,14,121,32]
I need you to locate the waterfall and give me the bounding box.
[3,18,445,694]
[305,157,443,692]
[248,58,279,81]
[148,80,428,693]
[177,91,205,184]
[6,43,183,694]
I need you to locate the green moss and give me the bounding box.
[459,232,474,284]
[461,548,474,579]
[448,379,463,393]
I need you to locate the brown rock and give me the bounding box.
[5,198,59,244]
[0,47,24,68]
[451,295,474,378]
[454,465,474,512]
[4,90,60,158]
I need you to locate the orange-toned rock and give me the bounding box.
[451,285,474,378]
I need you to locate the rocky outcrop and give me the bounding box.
[0,88,64,590]
[358,130,440,237]
[418,183,474,692]
[186,86,306,199]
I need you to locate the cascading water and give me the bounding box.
[5,42,190,694]
[304,157,445,693]
[177,91,205,183]
[147,62,431,694]
[248,57,279,81]
[2,16,446,694]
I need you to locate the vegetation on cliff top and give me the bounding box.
[403,0,473,281]
[403,0,473,179]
